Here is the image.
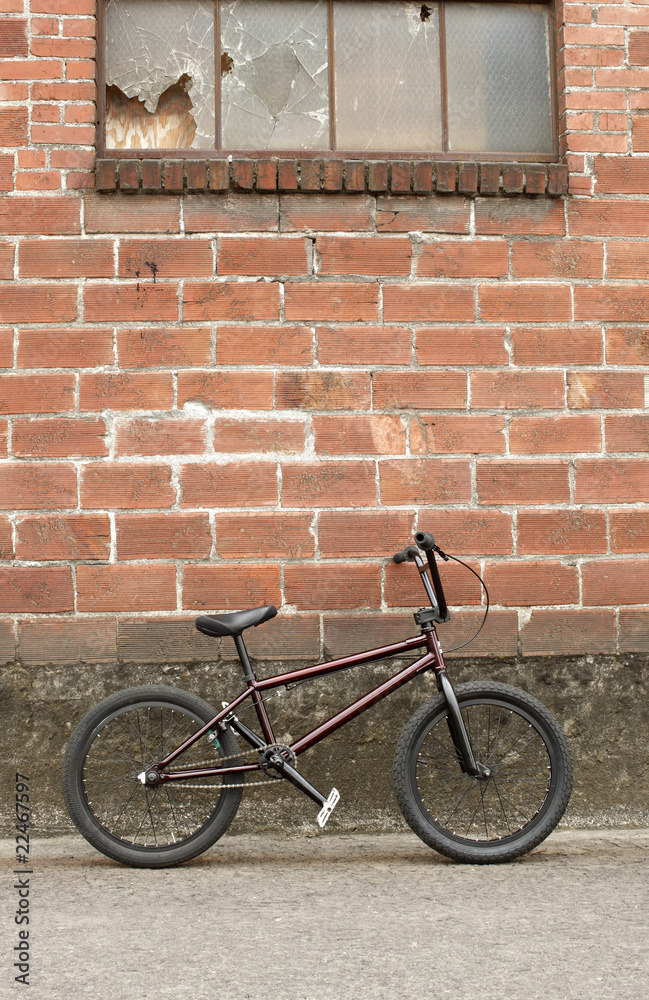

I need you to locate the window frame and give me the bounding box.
[96,0,559,162]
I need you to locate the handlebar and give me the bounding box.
[392,532,449,623]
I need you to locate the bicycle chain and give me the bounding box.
[164,741,279,791]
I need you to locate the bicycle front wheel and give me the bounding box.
[63,685,243,868]
[393,681,573,863]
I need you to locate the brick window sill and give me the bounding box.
[95,158,568,197]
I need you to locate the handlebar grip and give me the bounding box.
[414,531,436,552]
[393,546,418,564]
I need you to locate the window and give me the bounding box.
[102,0,556,157]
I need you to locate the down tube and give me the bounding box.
[290,652,436,756]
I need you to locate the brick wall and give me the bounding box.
[1,0,649,674]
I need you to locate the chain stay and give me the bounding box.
[161,739,279,791]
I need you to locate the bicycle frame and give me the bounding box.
[154,626,450,785]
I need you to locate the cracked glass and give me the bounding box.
[333,1,442,151]
[445,2,553,154]
[105,0,216,148]
[220,0,329,149]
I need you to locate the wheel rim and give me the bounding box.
[411,697,557,846]
[79,700,228,852]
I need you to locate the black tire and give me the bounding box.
[62,685,243,868]
[393,681,573,863]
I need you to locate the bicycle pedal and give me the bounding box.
[316,787,340,828]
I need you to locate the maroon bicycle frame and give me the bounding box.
[154,625,448,784]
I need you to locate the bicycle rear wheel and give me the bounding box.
[63,685,243,868]
[393,681,572,863]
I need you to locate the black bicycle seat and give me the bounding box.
[195,605,278,638]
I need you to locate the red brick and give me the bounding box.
[119,239,213,278]
[117,328,211,367]
[84,283,179,323]
[471,371,564,409]
[521,609,616,655]
[31,0,95,13]
[80,373,174,411]
[77,564,177,612]
[218,237,307,276]
[608,243,649,280]
[0,154,13,192]
[15,172,67,193]
[0,58,62,80]
[567,372,644,408]
[610,510,649,553]
[582,559,649,606]
[212,417,305,454]
[619,607,649,652]
[511,327,602,365]
[81,464,175,509]
[0,374,75,414]
[418,241,508,278]
[0,567,73,612]
[276,372,370,410]
[33,82,95,102]
[0,512,11,557]
[313,415,406,455]
[285,563,380,611]
[568,134,628,154]
[606,415,649,452]
[383,285,474,322]
[410,415,506,455]
[178,372,274,410]
[182,563,281,611]
[317,237,411,276]
[0,196,80,235]
[595,157,649,194]
[0,107,28,145]
[316,326,410,365]
[373,371,467,409]
[0,17,28,55]
[116,513,211,560]
[31,123,96,144]
[0,463,76,509]
[281,461,376,507]
[510,415,602,454]
[16,513,110,560]
[380,459,471,505]
[475,199,566,235]
[415,327,507,366]
[423,510,513,556]
[185,193,278,233]
[216,326,313,365]
[633,115,649,152]
[570,200,649,238]
[318,511,414,558]
[0,285,77,323]
[375,196,470,234]
[485,560,579,606]
[576,285,649,321]
[479,285,571,323]
[183,281,279,322]
[17,329,113,368]
[511,241,603,280]
[179,462,277,508]
[280,194,372,233]
[518,510,607,556]
[385,558,482,607]
[215,513,314,559]
[62,17,96,37]
[284,282,379,322]
[575,459,649,502]
[13,418,108,457]
[477,460,570,504]
[322,613,411,657]
[256,160,277,192]
[30,35,95,57]
[84,193,180,234]
[116,418,207,457]
[0,326,12,364]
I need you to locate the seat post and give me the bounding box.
[233,634,255,681]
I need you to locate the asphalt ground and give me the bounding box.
[2,829,648,1000]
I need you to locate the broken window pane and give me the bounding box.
[220,0,329,150]
[333,1,442,151]
[105,0,216,149]
[445,2,553,154]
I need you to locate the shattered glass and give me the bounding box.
[445,2,553,153]
[220,0,329,149]
[333,1,442,151]
[105,0,216,148]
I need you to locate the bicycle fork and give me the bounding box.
[436,670,491,780]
